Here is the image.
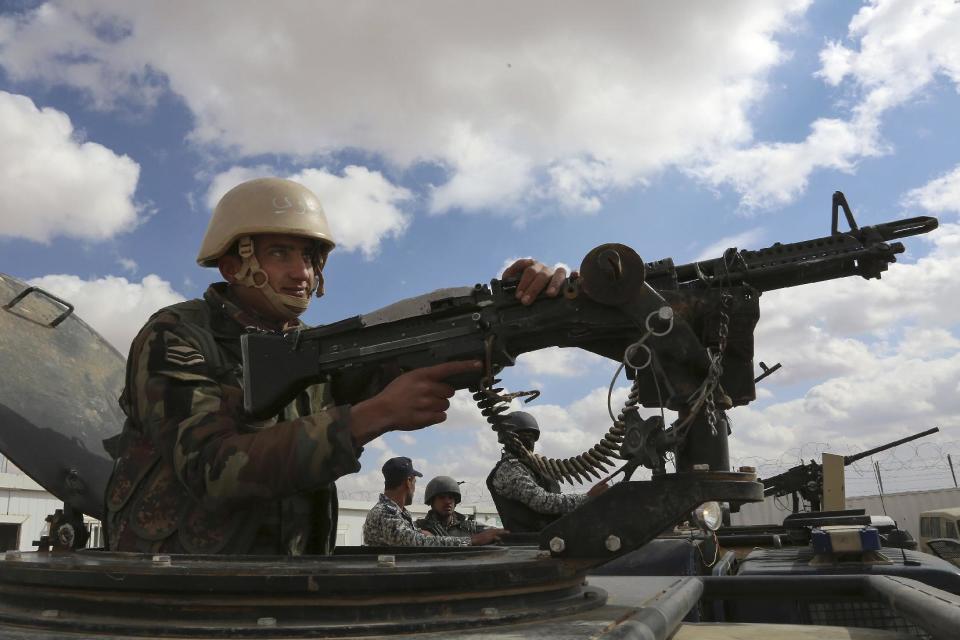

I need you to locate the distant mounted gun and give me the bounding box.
[762,427,940,513]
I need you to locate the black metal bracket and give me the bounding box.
[540,471,763,564]
[3,286,75,327]
[831,191,860,235]
[754,360,782,384]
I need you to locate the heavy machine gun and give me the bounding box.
[241,192,936,560]
[762,427,940,513]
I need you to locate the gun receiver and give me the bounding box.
[242,244,706,420]
[762,427,940,512]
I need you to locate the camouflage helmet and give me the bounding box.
[196,177,336,320]
[496,411,540,443]
[424,476,461,505]
[196,177,335,267]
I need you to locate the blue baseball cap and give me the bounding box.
[382,456,423,484]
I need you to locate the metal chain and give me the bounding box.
[704,294,733,436]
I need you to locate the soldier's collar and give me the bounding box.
[205,283,305,337]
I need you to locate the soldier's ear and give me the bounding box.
[218,254,242,282]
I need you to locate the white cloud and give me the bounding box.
[27,274,185,353]
[116,257,137,273]
[902,164,960,215]
[696,0,960,209]
[694,228,766,262]
[0,1,810,215]
[0,91,140,242]
[693,117,882,210]
[205,166,411,258]
[515,347,606,378]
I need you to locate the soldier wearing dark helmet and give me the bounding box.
[363,458,504,546]
[103,177,566,555]
[487,411,607,533]
[416,476,490,537]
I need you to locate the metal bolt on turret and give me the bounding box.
[605,535,622,552]
[549,537,566,553]
[377,554,396,568]
[152,554,171,566]
[257,617,277,627]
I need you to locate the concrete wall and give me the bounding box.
[732,486,960,536]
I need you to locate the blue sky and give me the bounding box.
[1,1,959,503]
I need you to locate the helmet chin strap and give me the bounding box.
[233,236,313,321]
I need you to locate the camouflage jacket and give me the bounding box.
[104,283,362,555]
[490,454,587,516]
[362,494,470,547]
[416,509,489,537]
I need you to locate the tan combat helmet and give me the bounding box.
[197,177,336,320]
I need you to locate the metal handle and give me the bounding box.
[3,286,75,327]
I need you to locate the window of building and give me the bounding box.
[86,522,104,549]
[921,517,942,538]
[0,524,20,551]
[946,520,958,540]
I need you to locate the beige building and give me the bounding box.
[0,455,71,551]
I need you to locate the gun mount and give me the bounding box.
[762,427,941,513]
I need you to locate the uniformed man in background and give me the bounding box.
[487,411,607,532]
[416,476,490,537]
[104,177,562,555]
[363,458,505,546]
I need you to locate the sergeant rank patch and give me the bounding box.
[165,344,205,367]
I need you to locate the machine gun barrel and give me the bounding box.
[843,427,940,466]
[644,192,937,293]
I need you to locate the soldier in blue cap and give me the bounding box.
[363,457,505,546]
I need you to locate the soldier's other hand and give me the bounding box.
[351,360,482,445]
[470,528,508,546]
[587,481,609,497]
[502,259,570,306]
[421,530,434,536]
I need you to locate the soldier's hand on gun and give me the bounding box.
[502,259,571,306]
[587,481,609,497]
[350,360,482,446]
[470,528,508,546]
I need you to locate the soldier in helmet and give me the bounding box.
[363,457,504,546]
[416,475,490,537]
[104,177,564,555]
[487,411,607,533]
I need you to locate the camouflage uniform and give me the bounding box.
[488,454,587,532]
[363,495,470,546]
[416,510,489,537]
[104,283,362,555]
